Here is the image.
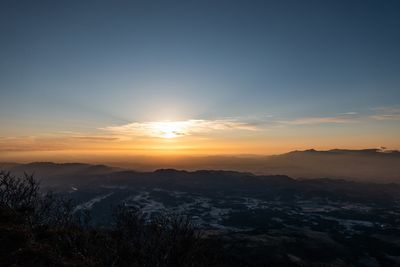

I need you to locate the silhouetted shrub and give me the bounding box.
[111,206,222,266]
[0,171,38,214]
[0,171,228,266]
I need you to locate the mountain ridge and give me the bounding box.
[2,148,399,183]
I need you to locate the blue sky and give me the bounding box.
[0,0,400,157]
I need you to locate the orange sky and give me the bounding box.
[1,116,399,163]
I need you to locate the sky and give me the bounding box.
[1,0,400,161]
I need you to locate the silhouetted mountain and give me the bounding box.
[3,148,400,183]
[271,148,400,182]
[0,162,122,188]
[6,162,121,175]
[284,148,400,157]
[2,162,400,266]
[97,148,400,182]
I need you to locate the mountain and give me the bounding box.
[2,148,400,184]
[1,161,400,266]
[270,148,400,182]
[0,162,122,188]
[89,148,400,183]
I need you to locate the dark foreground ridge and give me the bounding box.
[1,167,400,266]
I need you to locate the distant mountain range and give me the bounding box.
[2,152,400,266]
[2,148,400,183]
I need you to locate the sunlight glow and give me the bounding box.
[151,121,188,139]
[101,119,259,140]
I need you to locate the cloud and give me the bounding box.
[340,112,358,115]
[371,107,400,120]
[281,107,400,125]
[71,136,119,141]
[49,131,120,142]
[0,133,120,152]
[101,119,260,138]
[0,136,66,152]
[279,114,359,125]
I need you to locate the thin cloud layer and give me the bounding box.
[371,107,400,120]
[279,114,359,125]
[1,108,398,154]
[101,119,260,139]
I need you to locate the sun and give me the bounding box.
[152,121,186,139]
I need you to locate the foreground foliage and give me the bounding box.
[0,171,226,267]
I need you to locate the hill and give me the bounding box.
[102,149,400,183]
[1,162,400,266]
